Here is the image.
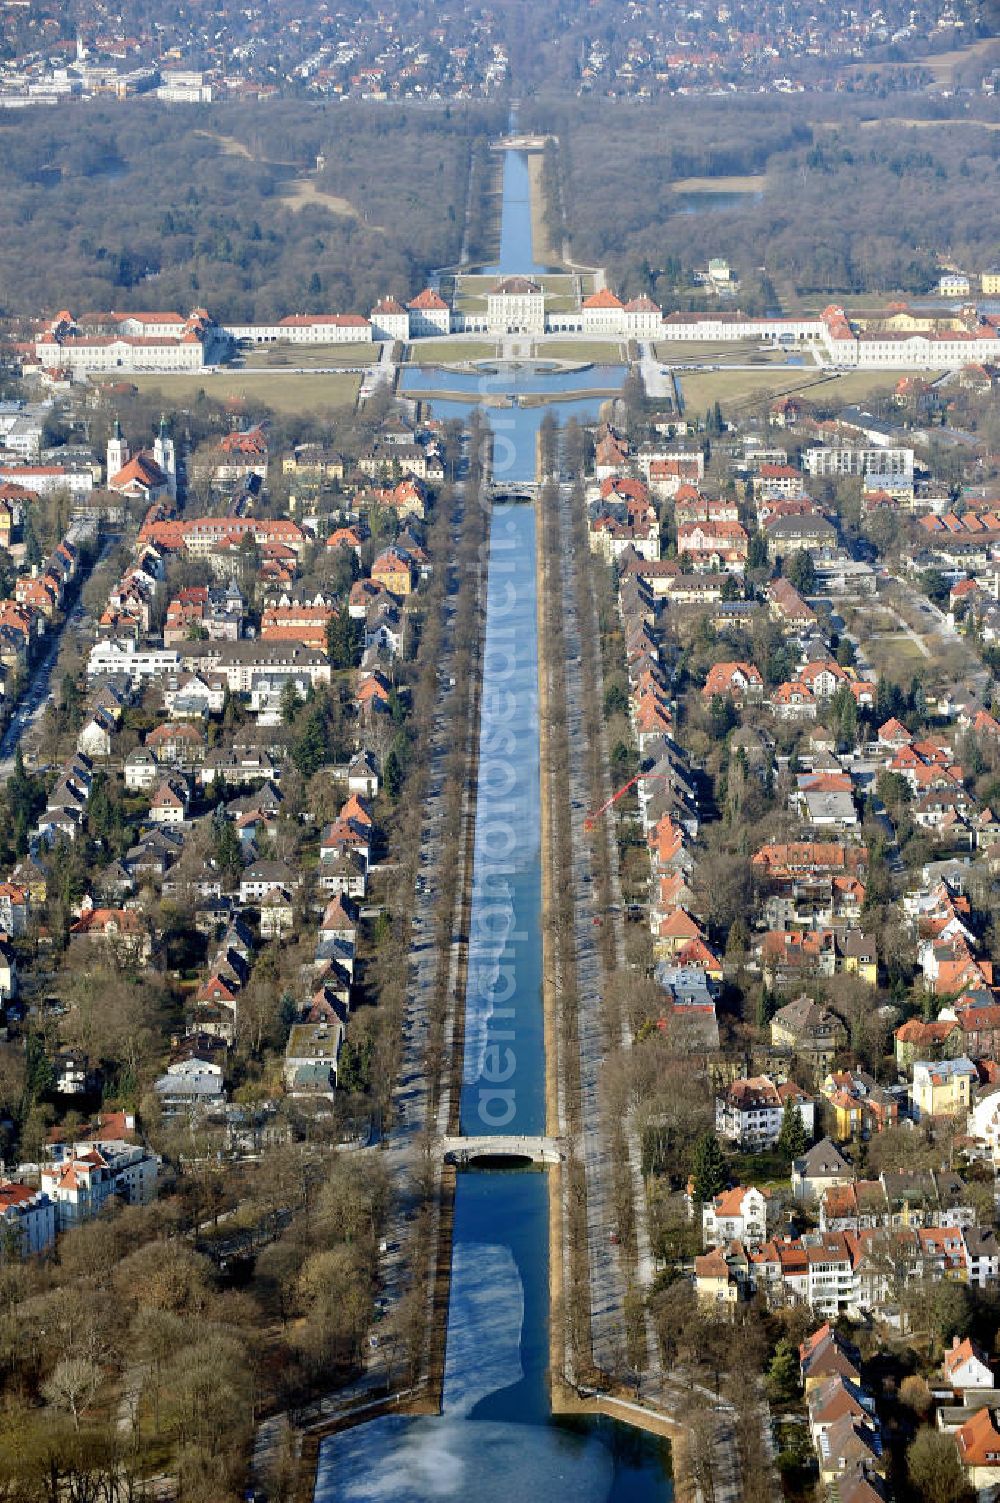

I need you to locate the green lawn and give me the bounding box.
[865,635,930,678]
[539,339,624,362]
[676,367,816,414]
[654,339,793,363]
[239,341,380,369]
[120,371,361,414]
[802,369,938,405]
[406,339,500,364]
[675,364,933,416]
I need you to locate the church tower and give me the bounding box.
[106,418,129,481]
[153,414,176,499]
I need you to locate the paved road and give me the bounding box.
[552,478,631,1378]
[359,341,399,403]
[0,525,110,779]
[638,341,676,403]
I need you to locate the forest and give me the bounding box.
[0,99,505,321]
[521,95,1000,303]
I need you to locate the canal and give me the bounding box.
[482,147,554,277]
[314,149,671,1502]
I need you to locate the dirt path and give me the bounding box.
[526,151,559,266]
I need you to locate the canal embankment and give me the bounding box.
[526,148,560,268]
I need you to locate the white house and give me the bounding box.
[968,1089,1000,1163]
[943,1335,995,1394]
[153,1057,225,1112]
[939,273,971,298]
[124,747,158,791]
[702,1184,770,1246]
[487,277,545,335]
[40,1152,115,1230]
[149,778,189,825]
[0,1182,56,1256]
[76,711,114,759]
[716,1075,815,1149]
[240,860,297,904]
[369,296,410,342]
[406,289,451,337]
[88,641,180,684]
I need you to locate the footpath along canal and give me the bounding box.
[313,146,672,1503]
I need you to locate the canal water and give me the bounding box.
[316,1175,671,1503]
[483,147,555,276]
[402,365,626,398]
[461,502,545,1135]
[314,152,671,1502]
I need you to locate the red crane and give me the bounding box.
[583,771,670,831]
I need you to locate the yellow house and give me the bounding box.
[653,906,704,961]
[694,1248,738,1314]
[823,1087,863,1142]
[281,445,344,480]
[840,932,877,987]
[371,548,413,599]
[911,1058,976,1120]
[982,269,1000,296]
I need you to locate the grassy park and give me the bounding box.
[110,370,362,414]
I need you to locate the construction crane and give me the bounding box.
[583,771,670,831]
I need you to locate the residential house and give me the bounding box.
[284,1020,343,1097]
[702,1185,772,1246]
[771,995,848,1079]
[943,1336,994,1395]
[154,1056,226,1114]
[955,1406,1000,1492]
[146,721,206,764]
[792,1138,853,1203]
[715,1076,814,1149]
[694,1247,739,1313]
[702,661,764,704]
[0,1182,55,1257]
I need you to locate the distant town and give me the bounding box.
[0,0,996,107]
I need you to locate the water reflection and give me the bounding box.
[315,1177,672,1503]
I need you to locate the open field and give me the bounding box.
[239,342,380,369]
[195,129,372,222]
[405,339,501,364]
[802,369,936,404]
[278,177,373,222]
[654,338,802,364]
[675,367,810,413]
[675,363,943,414]
[858,116,1000,132]
[106,371,361,414]
[195,128,294,166]
[670,173,769,193]
[842,36,999,85]
[865,633,930,678]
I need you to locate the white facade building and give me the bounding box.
[88,641,181,683]
[0,1183,56,1257]
[803,447,914,480]
[224,314,371,345]
[487,277,545,335]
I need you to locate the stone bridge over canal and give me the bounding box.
[441,1135,563,1165]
